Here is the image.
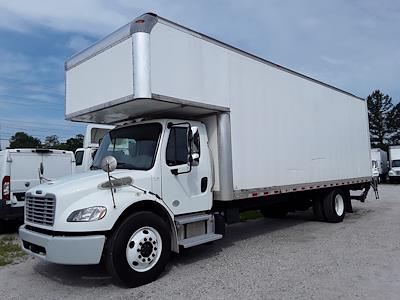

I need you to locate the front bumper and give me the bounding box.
[19,225,105,265]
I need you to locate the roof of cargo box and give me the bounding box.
[65,13,364,101]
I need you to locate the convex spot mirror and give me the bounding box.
[101,156,117,173]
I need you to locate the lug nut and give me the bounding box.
[148,258,151,261]
[137,249,141,252]
[142,259,145,262]
[144,238,147,242]
[149,237,152,241]
[129,241,135,249]
[152,253,155,257]
[138,255,142,259]
[154,247,157,251]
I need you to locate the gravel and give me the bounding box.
[1,184,400,299]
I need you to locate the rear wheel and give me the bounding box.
[105,211,171,287]
[322,189,346,223]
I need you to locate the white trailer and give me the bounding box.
[75,124,114,173]
[371,148,389,182]
[1,149,75,220]
[20,13,372,287]
[388,145,400,183]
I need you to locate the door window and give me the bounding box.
[166,127,188,166]
[75,150,84,166]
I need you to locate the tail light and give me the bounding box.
[2,176,10,201]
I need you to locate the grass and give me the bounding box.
[240,210,263,221]
[0,235,26,266]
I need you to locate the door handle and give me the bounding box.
[201,177,208,193]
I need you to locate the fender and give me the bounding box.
[113,199,179,253]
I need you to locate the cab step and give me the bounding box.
[178,233,222,248]
[175,213,211,225]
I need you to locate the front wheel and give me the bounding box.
[105,211,171,287]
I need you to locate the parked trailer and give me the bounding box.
[371,148,389,182]
[75,124,114,173]
[388,145,400,183]
[20,13,372,287]
[1,149,75,220]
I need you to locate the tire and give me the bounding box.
[312,197,326,221]
[322,189,345,223]
[105,211,171,287]
[260,206,288,218]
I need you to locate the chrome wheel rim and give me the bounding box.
[126,226,162,272]
[334,194,344,216]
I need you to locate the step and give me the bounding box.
[178,233,223,248]
[175,213,211,225]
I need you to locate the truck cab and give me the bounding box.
[388,146,400,183]
[19,119,218,287]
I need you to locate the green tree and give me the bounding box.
[56,134,84,152]
[387,102,400,145]
[9,132,41,148]
[367,90,394,148]
[44,135,60,148]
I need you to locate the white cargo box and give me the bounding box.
[65,13,371,200]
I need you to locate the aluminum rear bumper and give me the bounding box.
[19,225,105,265]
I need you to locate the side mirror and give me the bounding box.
[191,153,200,166]
[101,156,117,173]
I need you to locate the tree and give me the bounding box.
[387,102,400,145]
[367,90,394,148]
[44,135,60,148]
[9,132,41,149]
[56,134,84,152]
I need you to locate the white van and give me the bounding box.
[0,149,75,220]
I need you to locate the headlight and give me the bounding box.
[389,170,394,175]
[67,206,107,222]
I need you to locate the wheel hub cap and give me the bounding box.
[334,194,344,216]
[126,226,162,272]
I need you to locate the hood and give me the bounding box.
[29,169,152,197]
[25,169,155,231]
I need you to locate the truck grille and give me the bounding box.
[25,194,56,226]
[396,171,400,176]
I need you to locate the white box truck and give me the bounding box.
[388,145,400,183]
[371,148,388,182]
[1,149,75,220]
[74,124,114,173]
[19,13,372,287]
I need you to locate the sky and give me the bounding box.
[0,0,399,144]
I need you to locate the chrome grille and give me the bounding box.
[25,193,55,226]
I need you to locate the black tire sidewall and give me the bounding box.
[323,189,345,223]
[106,211,171,287]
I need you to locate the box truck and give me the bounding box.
[371,148,388,182]
[1,149,75,221]
[388,145,400,183]
[19,13,372,287]
[74,124,114,173]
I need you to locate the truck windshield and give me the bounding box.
[392,160,400,168]
[92,123,162,170]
